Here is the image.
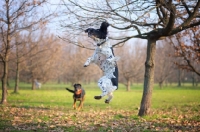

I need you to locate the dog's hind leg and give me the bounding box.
[95,77,108,99]
[105,92,113,104]
[95,76,114,100]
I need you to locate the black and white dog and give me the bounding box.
[84,21,119,104]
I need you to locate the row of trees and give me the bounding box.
[3,31,200,90]
[117,38,200,90]
[0,0,55,103]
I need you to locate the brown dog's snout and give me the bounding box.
[75,89,82,95]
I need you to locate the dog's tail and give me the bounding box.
[66,88,74,93]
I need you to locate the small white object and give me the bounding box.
[34,79,42,88]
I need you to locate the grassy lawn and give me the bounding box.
[0,82,200,131]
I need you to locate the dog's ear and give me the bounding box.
[100,22,109,29]
[85,29,89,33]
[99,22,109,35]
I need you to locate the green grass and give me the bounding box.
[4,82,200,111]
[6,83,142,111]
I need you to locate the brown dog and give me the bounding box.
[66,84,85,110]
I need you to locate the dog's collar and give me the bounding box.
[97,37,109,46]
[97,40,106,46]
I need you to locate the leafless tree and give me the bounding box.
[155,41,175,88]
[117,40,145,91]
[60,0,200,116]
[23,31,61,90]
[0,0,53,104]
[169,27,200,76]
[12,33,28,93]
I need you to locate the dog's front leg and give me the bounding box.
[84,48,99,67]
[105,92,113,104]
[73,99,76,109]
[78,97,85,110]
[78,101,82,110]
[84,57,92,67]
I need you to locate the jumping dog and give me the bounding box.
[84,21,119,104]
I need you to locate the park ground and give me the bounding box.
[0,83,200,132]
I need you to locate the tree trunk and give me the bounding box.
[14,43,20,93]
[159,81,163,89]
[192,73,196,87]
[14,61,20,93]
[138,38,156,116]
[7,77,10,87]
[178,68,181,87]
[1,59,8,104]
[1,5,11,104]
[126,79,131,91]
[32,78,35,90]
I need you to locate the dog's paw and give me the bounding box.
[66,88,69,90]
[84,65,87,67]
[94,96,102,100]
[105,99,110,104]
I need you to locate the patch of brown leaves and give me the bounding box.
[0,106,200,132]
